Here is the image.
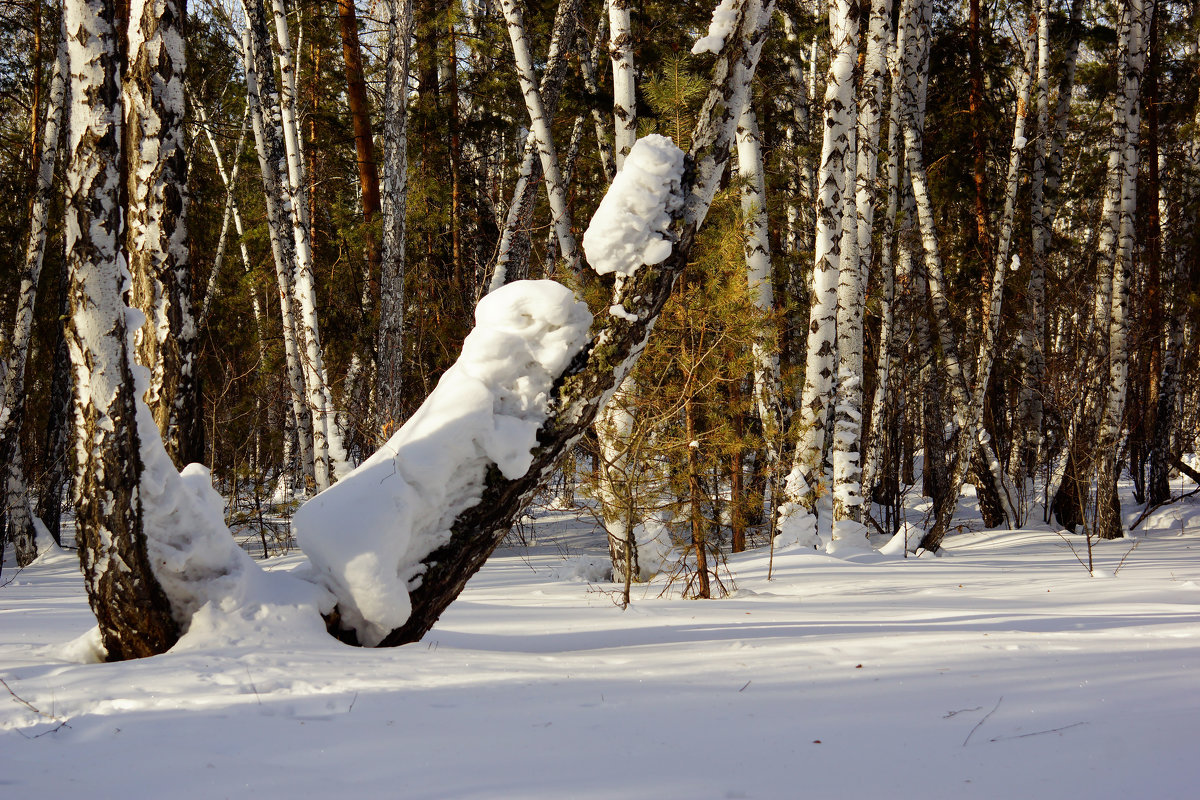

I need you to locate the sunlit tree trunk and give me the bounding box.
[1095,0,1154,540]
[489,0,582,290]
[269,0,347,488]
[787,0,858,515]
[65,0,180,658]
[499,0,579,275]
[241,13,316,488]
[377,0,413,437]
[124,0,198,466]
[609,0,636,168]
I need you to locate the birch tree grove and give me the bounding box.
[6,0,1200,649]
[785,0,859,527]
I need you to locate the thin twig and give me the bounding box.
[0,676,71,736]
[1113,539,1139,575]
[963,696,1002,746]
[1130,486,1200,531]
[988,721,1086,742]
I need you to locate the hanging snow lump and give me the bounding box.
[583,134,685,278]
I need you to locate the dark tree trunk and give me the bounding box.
[65,0,180,660]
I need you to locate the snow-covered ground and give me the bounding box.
[2,476,1199,799]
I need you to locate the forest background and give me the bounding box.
[0,0,1198,652]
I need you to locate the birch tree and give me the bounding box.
[830,0,893,535]
[124,0,198,466]
[268,0,348,489]
[241,7,316,487]
[609,0,637,167]
[0,21,66,567]
[488,0,583,291]
[498,0,579,274]
[377,0,413,436]
[1095,0,1155,540]
[782,0,859,531]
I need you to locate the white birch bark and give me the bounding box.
[195,109,250,325]
[860,53,903,513]
[736,99,782,453]
[241,15,316,488]
[498,0,580,276]
[830,0,892,533]
[788,0,858,513]
[124,0,196,465]
[66,0,248,659]
[1096,0,1154,540]
[1,23,67,567]
[1011,0,1053,486]
[781,12,813,263]
[488,0,583,292]
[377,0,413,436]
[269,0,347,489]
[609,0,637,169]
[577,9,617,184]
[895,0,1018,548]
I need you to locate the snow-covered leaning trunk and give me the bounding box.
[295,0,774,647]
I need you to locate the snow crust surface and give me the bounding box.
[294,280,591,645]
[582,134,684,278]
[5,468,1200,799]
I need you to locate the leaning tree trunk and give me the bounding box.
[300,0,776,647]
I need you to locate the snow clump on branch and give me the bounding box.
[583,134,684,278]
[691,0,739,55]
[294,280,592,646]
